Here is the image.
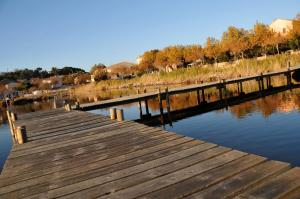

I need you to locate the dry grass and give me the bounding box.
[74,53,300,98]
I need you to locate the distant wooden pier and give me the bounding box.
[1,108,300,198]
[74,65,300,112]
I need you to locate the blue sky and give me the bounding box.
[0,0,299,72]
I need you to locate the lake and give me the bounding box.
[1,88,300,173]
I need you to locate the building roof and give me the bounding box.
[107,62,136,74]
[0,79,17,85]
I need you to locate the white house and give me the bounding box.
[136,56,143,65]
[269,19,293,35]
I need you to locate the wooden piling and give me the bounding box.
[218,81,223,101]
[116,109,124,122]
[53,97,57,109]
[10,112,17,122]
[6,110,15,138]
[110,108,117,120]
[137,90,143,118]
[75,102,80,109]
[286,64,292,87]
[158,88,164,124]
[165,88,172,124]
[222,79,228,104]
[201,89,205,103]
[143,89,150,116]
[196,90,201,105]
[257,77,262,93]
[16,126,27,144]
[64,104,71,111]
[260,73,265,91]
[239,81,244,95]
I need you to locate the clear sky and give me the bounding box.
[0,0,299,72]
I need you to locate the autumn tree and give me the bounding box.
[222,26,251,59]
[183,45,204,63]
[250,22,273,56]
[154,50,168,70]
[138,50,158,72]
[90,63,107,81]
[269,31,287,54]
[165,46,185,66]
[204,37,222,63]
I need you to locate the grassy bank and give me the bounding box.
[74,53,300,97]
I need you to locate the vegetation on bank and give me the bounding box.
[136,14,300,73]
[74,53,300,97]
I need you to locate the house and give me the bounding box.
[187,59,204,67]
[0,79,20,100]
[42,76,63,89]
[136,56,143,65]
[269,19,293,35]
[107,62,136,79]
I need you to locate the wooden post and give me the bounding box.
[143,89,150,116]
[286,64,292,87]
[116,109,124,122]
[240,82,243,94]
[65,104,71,111]
[137,90,143,119]
[53,97,57,109]
[260,73,265,91]
[16,126,27,144]
[110,108,117,120]
[201,89,205,103]
[222,79,228,102]
[158,88,164,124]
[138,100,143,119]
[144,100,150,116]
[6,110,15,138]
[196,90,201,105]
[237,82,240,94]
[266,76,271,89]
[75,102,80,109]
[218,81,223,101]
[10,112,17,122]
[165,88,172,124]
[257,77,262,93]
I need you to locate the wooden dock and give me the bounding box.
[1,108,300,198]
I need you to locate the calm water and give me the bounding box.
[0,124,12,172]
[1,88,300,172]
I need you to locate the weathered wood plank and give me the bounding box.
[4,128,168,171]
[137,154,266,199]
[234,168,300,199]
[93,150,246,199]
[0,138,196,188]
[60,145,228,199]
[178,160,290,199]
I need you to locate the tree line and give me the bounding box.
[138,13,300,72]
[0,66,86,81]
